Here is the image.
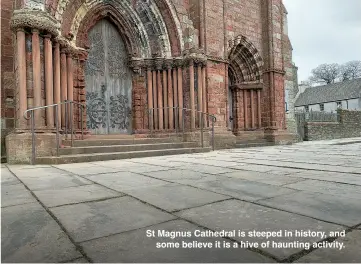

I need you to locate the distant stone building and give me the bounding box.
[1,0,297,163]
[295,79,361,113]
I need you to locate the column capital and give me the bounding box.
[31,28,40,34]
[43,34,52,39]
[155,58,164,71]
[164,58,173,70]
[10,9,60,36]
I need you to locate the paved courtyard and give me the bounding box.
[2,138,361,263]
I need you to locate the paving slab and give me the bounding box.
[99,162,172,173]
[1,168,20,185]
[124,183,230,212]
[81,219,274,263]
[222,171,306,186]
[9,167,70,178]
[141,169,222,182]
[1,184,37,207]
[16,174,92,191]
[191,178,298,201]
[294,171,361,186]
[163,163,237,175]
[284,179,361,199]
[176,200,344,260]
[33,184,123,207]
[68,257,89,263]
[86,172,169,191]
[50,196,176,242]
[296,230,361,263]
[55,165,125,176]
[1,203,81,263]
[230,164,274,173]
[258,191,361,227]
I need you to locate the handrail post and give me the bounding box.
[65,101,68,140]
[175,107,179,133]
[55,105,60,157]
[182,108,185,142]
[200,112,204,148]
[212,117,215,151]
[70,102,74,147]
[31,111,35,165]
[81,105,84,140]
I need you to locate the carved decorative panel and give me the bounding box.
[85,19,133,135]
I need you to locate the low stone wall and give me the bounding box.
[305,110,361,141]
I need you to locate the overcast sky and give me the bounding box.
[283,0,361,83]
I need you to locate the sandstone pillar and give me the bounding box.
[44,34,54,128]
[60,49,68,128]
[16,29,27,128]
[162,68,168,129]
[156,60,163,130]
[53,42,61,128]
[167,62,174,129]
[257,90,261,128]
[177,60,183,129]
[147,64,153,130]
[202,64,207,127]
[32,29,42,127]
[197,63,203,128]
[172,66,178,129]
[251,90,255,129]
[152,69,158,129]
[189,60,195,130]
[67,54,74,128]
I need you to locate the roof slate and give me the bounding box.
[295,78,361,106]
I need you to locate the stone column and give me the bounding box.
[202,63,207,127]
[176,59,183,128]
[156,59,163,130]
[67,54,74,128]
[16,29,27,129]
[60,49,68,128]
[53,42,61,128]
[189,59,195,130]
[44,34,54,128]
[146,63,153,130]
[197,63,203,128]
[251,90,255,129]
[162,68,168,129]
[257,90,262,128]
[172,65,178,129]
[166,60,174,129]
[243,90,248,130]
[152,69,158,129]
[32,29,42,127]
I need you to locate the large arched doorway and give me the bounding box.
[85,19,132,134]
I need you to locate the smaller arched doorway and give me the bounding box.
[85,19,132,135]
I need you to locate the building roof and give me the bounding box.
[295,78,361,106]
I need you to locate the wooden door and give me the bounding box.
[85,19,132,134]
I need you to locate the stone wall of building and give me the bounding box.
[305,110,361,141]
[1,0,296,162]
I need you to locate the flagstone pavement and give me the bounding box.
[2,137,361,263]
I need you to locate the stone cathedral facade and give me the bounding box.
[1,0,297,162]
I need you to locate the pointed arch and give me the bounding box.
[228,35,263,83]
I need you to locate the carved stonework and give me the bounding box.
[10,9,60,37]
[129,57,144,74]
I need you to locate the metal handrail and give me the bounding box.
[24,100,85,165]
[146,106,216,151]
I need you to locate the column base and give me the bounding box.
[264,129,298,145]
[5,132,58,164]
[212,127,237,149]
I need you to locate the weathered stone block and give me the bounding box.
[5,132,57,164]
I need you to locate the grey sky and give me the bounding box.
[283,0,361,83]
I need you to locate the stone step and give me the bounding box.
[63,137,182,147]
[36,147,211,164]
[58,142,199,155]
[235,142,275,148]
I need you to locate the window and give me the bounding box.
[320,104,324,111]
[305,105,309,112]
